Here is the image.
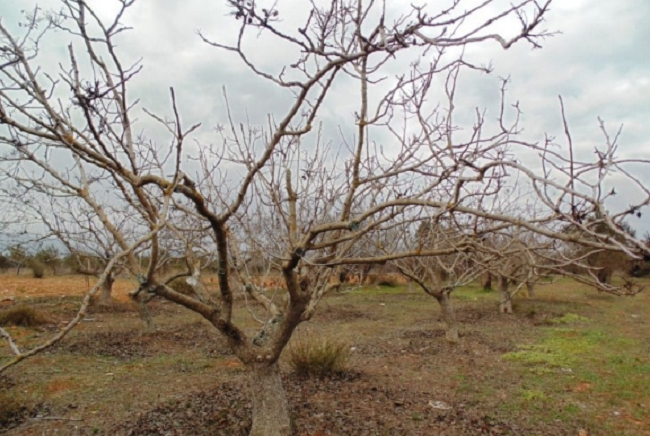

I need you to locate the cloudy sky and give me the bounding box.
[2,0,649,235]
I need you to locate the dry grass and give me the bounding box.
[288,335,350,379]
[0,275,136,301]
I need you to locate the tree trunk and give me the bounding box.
[249,363,292,436]
[436,291,459,343]
[98,274,114,306]
[359,265,371,286]
[498,276,513,314]
[482,272,492,291]
[526,280,535,299]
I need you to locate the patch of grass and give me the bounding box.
[288,335,350,379]
[0,305,54,327]
[503,328,605,369]
[548,313,589,324]
[520,389,547,402]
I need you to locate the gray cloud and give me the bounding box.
[1,0,648,234]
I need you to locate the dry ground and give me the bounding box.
[0,275,649,435]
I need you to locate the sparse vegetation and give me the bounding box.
[0,278,647,435]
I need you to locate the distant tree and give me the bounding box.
[7,245,28,277]
[394,215,491,343]
[0,254,10,273]
[562,218,637,285]
[34,247,61,276]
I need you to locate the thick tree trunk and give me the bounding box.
[98,274,114,306]
[526,280,535,299]
[249,363,292,436]
[498,276,513,314]
[436,291,459,343]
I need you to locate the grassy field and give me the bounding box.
[0,275,649,435]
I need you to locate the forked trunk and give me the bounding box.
[249,362,292,436]
[98,274,114,306]
[435,291,459,343]
[526,280,535,299]
[498,276,513,314]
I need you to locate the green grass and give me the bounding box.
[503,328,605,369]
[497,283,650,435]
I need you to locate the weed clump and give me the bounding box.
[288,336,350,379]
[0,306,53,327]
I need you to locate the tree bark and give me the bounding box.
[498,275,513,314]
[436,291,459,343]
[249,362,292,436]
[526,280,535,299]
[98,274,114,306]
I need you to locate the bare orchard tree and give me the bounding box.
[393,213,494,343]
[1,1,650,435]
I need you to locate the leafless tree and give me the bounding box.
[394,214,493,342]
[1,1,649,435]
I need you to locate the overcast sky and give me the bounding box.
[2,0,649,237]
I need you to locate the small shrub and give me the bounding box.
[0,306,54,327]
[288,335,350,379]
[29,260,46,278]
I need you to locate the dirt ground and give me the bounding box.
[1,275,649,436]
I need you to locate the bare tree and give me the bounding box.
[1,1,649,435]
[394,214,492,343]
